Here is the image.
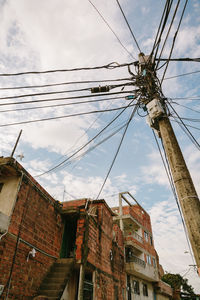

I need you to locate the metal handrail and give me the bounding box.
[126,254,146,268]
[125,231,143,243]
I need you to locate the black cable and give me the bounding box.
[115,0,141,53]
[167,101,200,150]
[49,98,118,166]
[171,116,200,150]
[35,99,135,176]
[0,82,133,101]
[0,90,134,107]
[171,96,200,100]
[161,0,189,84]
[156,0,180,70]
[55,121,129,173]
[156,57,200,62]
[96,101,139,200]
[171,119,200,131]
[173,116,200,122]
[0,77,133,91]
[151,0,171,58]
[171,101,200,114]
[0,104,135,128]
[88,0,135,60]
[164,70,200,80]
[0,96,125,114]
[153,0,173,63]
[0,61,134,77]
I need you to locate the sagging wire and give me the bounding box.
[95,100,139,200]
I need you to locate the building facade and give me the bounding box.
[0,157,172,300]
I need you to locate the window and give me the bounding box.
[133,280,140,295]
[150,236,153,245]
[146,255,151,265]
[143,283,148,296]
[152,257,156,267]
[144,231,148,242]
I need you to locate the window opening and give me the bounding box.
[83,271,93,300]
[133,280,140,295]
[144,231,148,242]
[147,254,151,265]
[143,283,148,296]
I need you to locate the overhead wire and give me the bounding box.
[0,104,135,128]
[54,120,130,173]
[156,0,180,70]
[87,0,135,60]
[0,77,133,91]
[150,0,172,58]
[0,61,134,77]
[160,0,189,84]
[35,99,135,176]
[164,70,200,80]
[0,96,125,114]
[171,119,200,131]
[0,90,134,107]
[48,98,118,166]
[170,101,200,114]
[96,101,139,200]
[115,0,141,53]
[156,57,200,62]
[167,101,200,150]
[0,82,133,101]
[152,0,173,63]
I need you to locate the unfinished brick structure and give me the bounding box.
[0,157,172,300]
[0,157,64,299]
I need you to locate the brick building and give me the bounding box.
[0,157,172,300]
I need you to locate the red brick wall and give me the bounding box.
[81,202,126,300]
[63,200,126,300]
[0,177,64,299]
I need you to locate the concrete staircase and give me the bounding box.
[36,258,74,300]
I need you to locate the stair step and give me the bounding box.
[45,272,70,280]
[51,266,71,273]
[56,258,74,264]
[38,290,63,297]
[39,283,66,291]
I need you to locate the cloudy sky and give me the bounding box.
[0,0,200,292]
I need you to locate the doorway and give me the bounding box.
[60,216,78,258]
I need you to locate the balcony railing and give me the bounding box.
[132,231,143,243]
[126,254,146,268]
[125,231,143,244]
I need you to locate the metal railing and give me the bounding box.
[132,231,143,243]
[126,254,146,268]
[125,231,143,244]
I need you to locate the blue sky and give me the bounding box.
[0,0,200,292]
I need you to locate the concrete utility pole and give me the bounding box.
[137,54,200,274]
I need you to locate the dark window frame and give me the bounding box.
[143,283,148,296]
[133,280,140,295]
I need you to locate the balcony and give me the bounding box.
[124,231,143,245]
[125,254,159,282]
